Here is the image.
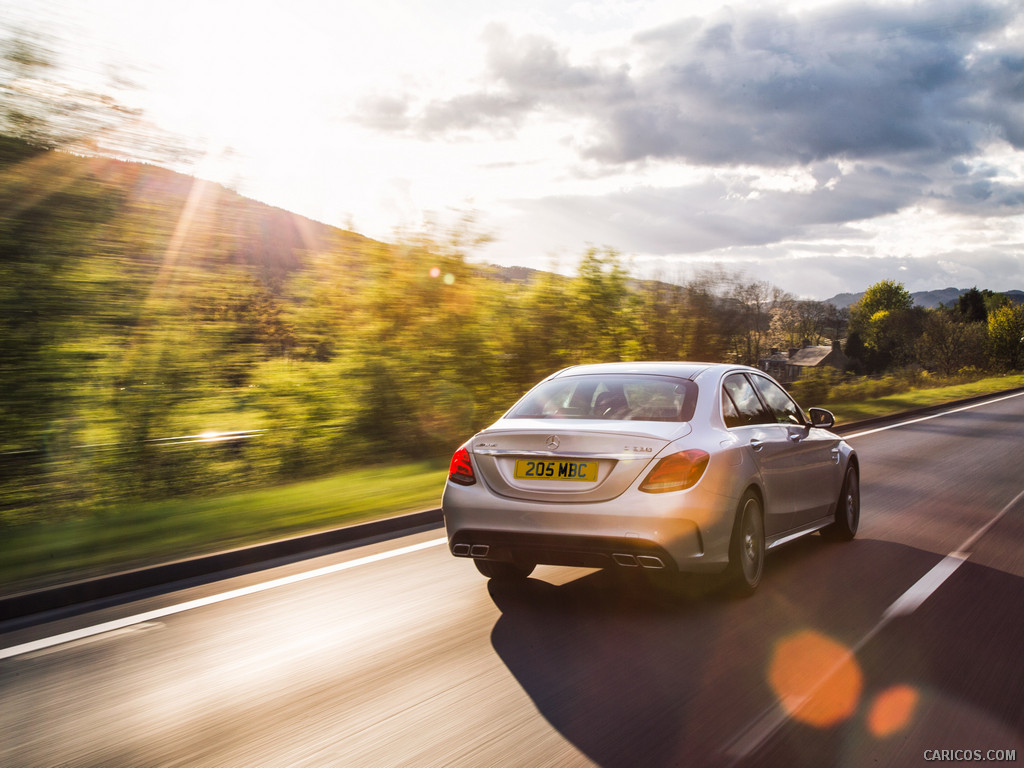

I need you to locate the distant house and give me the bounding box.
[761,340,848,383]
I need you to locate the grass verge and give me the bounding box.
[827,374,1024,424]
[0,461,447,595]
[2,374,1022,596]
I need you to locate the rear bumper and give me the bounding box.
[449,528,685,571]
[442,479,737,574]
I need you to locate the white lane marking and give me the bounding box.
[0,537,447,662]
[957,488,1024,553]
[881,552,969,620]
[20,622,164,660]
[845,390,1024,439]
[724,487,1024,764]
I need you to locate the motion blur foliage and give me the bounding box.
[1,31,194,164]
[786,367,986,410]
[286,225,504,461]
[0,138,127,522]
[0,134,326,523]
[3,137,1023,529]
[786,367,843,407]
[570,247,636,362]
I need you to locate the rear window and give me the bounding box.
[505,374,698,422]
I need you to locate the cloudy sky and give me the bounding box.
[4,0,1024,299]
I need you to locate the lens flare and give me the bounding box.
[867,684,919,738]
[769,630,863,728]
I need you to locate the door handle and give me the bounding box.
[750,439,764,452]
[789,426,811,442]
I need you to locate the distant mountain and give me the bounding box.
[825,292,867,309]
[483,264,550,284]
[825,288,1024,310]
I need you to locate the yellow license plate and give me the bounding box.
[514,459,597,482]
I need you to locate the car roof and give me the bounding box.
[549,361,753,381]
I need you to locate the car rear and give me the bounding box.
[443,365,739,575]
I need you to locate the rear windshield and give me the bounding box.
[505,374,698,422]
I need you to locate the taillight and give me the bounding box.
[448,445,476,486]
[639,450,709,493]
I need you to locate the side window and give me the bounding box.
[722,374,772,427]
[722,390,742,428]
[751,375,805,426]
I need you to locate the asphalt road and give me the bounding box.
[2,392,1023,767]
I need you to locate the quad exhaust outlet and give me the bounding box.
[452,543,490,558]
[454,543,665,569]
[613,553,666,569]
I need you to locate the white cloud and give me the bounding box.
[5,0,1024,299]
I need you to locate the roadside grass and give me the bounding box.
[0,461,447,595]
[826,373,1024,424]
[2,373,1022,595]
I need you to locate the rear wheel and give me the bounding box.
[474,559,535,581]
[726,490,764,596]
[822,464,859,541]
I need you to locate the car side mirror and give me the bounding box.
[808,407,835,429]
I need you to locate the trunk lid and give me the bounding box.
[469,419,691,502]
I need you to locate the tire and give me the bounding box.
[726,490,765,597]
[821,464,859,542]
[474,559,535,581]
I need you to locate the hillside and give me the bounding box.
[0,135,370,291]
[826,287,1024,310]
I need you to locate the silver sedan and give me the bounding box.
[442,362,859,595]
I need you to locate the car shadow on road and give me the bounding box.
[488,568,732,766]
[486,537,1023,767]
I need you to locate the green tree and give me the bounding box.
[987,303,1024,371]
[848,280,919,372]
[918,311,987,375]
[984,291,1011,317]
[956,288,989,324]
[850,280,914,328]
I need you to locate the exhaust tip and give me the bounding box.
[637,555,666,570]
[470,544,490,558]
[612,553,639,567]
[452,543,472,557]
